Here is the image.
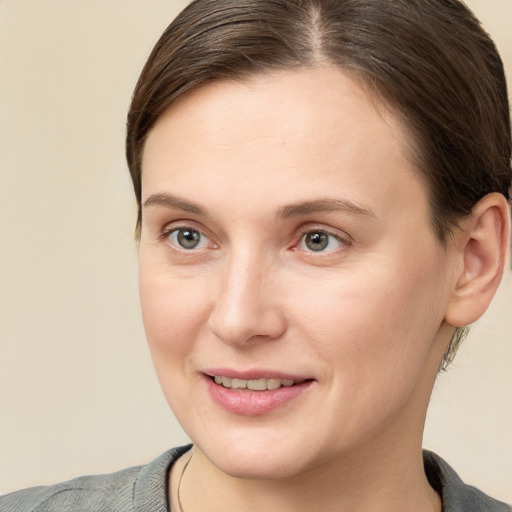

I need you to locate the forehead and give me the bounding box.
[147,66,409,155]
[142,66,427,221]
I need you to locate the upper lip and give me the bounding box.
[203,368,312,381]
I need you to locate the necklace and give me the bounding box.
[176,452,193,512]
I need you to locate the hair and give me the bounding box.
[126,0,511,368]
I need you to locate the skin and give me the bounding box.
[138,67,509,511]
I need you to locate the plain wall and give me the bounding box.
[0,0,511,501]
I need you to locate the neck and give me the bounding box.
[172,438,441,512]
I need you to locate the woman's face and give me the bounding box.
[139,67,456,478]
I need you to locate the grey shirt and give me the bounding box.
[1,445,510,511]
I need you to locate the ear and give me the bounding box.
[445,193,511,327]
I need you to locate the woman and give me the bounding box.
[2,0,511,510]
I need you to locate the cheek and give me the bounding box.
[138,260,213,419]
[292,256,446,384]
[138,257,211,363]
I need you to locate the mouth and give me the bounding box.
[211,375,304,391]
[204,371,314,415]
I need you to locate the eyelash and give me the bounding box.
[160,224,351,255]
[294,227,351,254]
[160,225,212,251]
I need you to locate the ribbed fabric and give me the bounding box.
[423,451,511,512]
[1,446,510,511]
[0,445,191,512]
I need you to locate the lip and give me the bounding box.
[203,370,314,416]
[203,368,310,381]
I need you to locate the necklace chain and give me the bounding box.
[176,452,192,512]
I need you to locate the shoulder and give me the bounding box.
[423,451,511,512]
[0,445,191,512]
[0,466,140,512]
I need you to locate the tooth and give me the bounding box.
[214,375,298,390]
[247,378,268,391]
[221,376,232,388]
[231,379,248,389]
[267,379,282,390]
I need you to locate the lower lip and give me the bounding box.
[205,376,313,416]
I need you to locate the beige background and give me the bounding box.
[0,0,511,501]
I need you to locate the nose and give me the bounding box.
[207,251,287,346]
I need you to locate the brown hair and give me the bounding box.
[126,0,511,367]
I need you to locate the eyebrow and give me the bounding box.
[278,198,376,219]
[143,192,376,220]
[143,193,206,216]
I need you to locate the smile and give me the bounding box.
[206,373,314,415]
[213,376,300,390]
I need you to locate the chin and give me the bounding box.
[191,425,327,480]
[207,447,310,480]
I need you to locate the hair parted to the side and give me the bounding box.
[126,0,511,369]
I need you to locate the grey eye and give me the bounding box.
[304,232,329,251]
[298,230,345,253]
[169,228,207,249]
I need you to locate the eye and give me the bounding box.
[166,227,210,250]
[297,230,346,253]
